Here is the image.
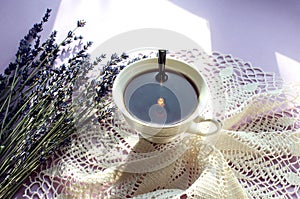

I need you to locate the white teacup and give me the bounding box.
[112,57,221,143]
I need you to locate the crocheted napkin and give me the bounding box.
[21,49,300,198]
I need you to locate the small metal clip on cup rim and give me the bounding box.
[156,49,168,83]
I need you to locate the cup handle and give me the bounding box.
[187,117,222,136]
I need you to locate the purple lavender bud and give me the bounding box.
[77,20,86,27]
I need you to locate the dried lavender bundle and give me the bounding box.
[0,8,151,197]
[0,9,99,198]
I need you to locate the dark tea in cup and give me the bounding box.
[124,70,198,125]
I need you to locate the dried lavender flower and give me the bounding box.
[77,20,86,27]
[0,10,96,198]
[0,8,150,198]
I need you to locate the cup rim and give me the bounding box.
[112,57,208,129]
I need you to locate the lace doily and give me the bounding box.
[19,49,300,198]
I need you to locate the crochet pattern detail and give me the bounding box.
[22,49,300,198]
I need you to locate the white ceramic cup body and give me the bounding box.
[112,57,220,143]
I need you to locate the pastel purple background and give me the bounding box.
[0,0,60,70]
[1,0,300,79]
[170,0,300,75]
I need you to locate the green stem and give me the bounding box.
[0,62,20,137]
[0,84,38,135]
[0,107,71,183]
[0,97,9,115]
[0,104,55,171]
[1,120,76,197]
[0,75,71,149]
[0,100,55,166]
[0,160,39,198]
[0,97,52,150]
